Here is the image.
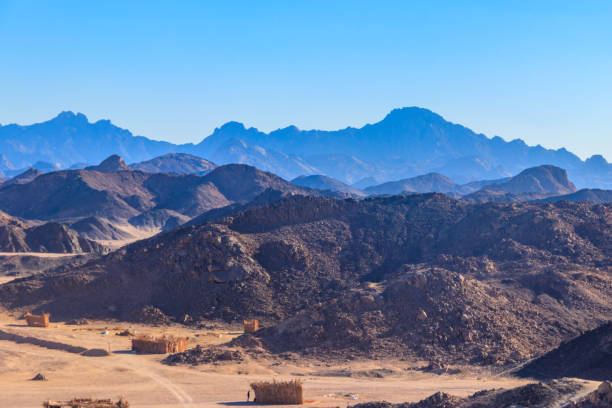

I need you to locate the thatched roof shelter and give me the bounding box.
[43,397,129,407]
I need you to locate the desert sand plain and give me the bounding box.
[0,310,598,408]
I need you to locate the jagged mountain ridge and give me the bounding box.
[1,108,610,188]
[0,162,314,223]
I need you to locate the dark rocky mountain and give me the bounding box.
[536,189,612,204]
[0,158,315,232]
[460,190,541,204]
[291,175,365,197]
[2,194,609,366]
[131,153,216,175]
[362,164,575,200]
[185,188,318,227]
[480,165,576,195]
[85,154,130,172]
[2,108,610,188]
[517,322,612,381]
[462,165,578,203]
[351,380,608,408]
[0,211,104,254]
[364,173,461,195]
[1,168,42,187]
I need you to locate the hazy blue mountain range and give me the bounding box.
[130,153,216,175]
[291,174,366,197]
[1,108,610,188]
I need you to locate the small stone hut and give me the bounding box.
[243,319,259,333]
[24,312,50,328]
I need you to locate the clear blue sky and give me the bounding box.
[1,1,610,160]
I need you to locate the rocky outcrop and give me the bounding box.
[353,380,586,408]
[0,210,105,254]
[0,163,316,236]
[86,155,130,172]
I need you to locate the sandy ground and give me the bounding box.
[0,313,597,408]
[0,253,80,258]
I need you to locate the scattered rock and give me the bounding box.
[163,345,243,365]
[31,373,47,381]
[66,318,90,325]
[229,334,263,350]
[81,348,111,357]
[570,382,612,408]
[132,306,171,325]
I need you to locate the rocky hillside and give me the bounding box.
[1,168,42,187]
[462,165,578,202]
[352,380,611,408]
[0,159,313,224]
[0,211,105,254]
[361,165,577,200]
[480,165,576,195]
[537,189,612,204]
[517,322,612,381]
[1,194,610,366]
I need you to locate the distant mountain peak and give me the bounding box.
[53,111,89,123]
[2,168,42,187]
[86,154,130,172]
[484,164,576,195]
[382,106,441,122]
[130,152,216,175]
[585,154,609,170]
[217,121,247,132]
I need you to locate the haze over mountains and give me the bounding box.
[0,112,609,387]
[0,146,609,250]
[1,108,610,189]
